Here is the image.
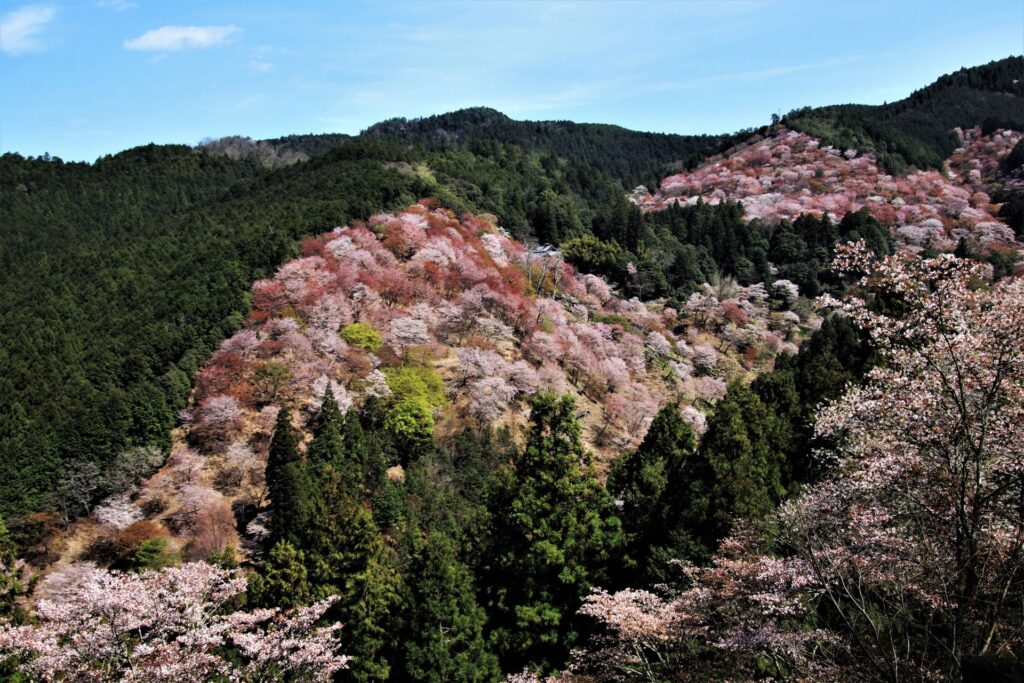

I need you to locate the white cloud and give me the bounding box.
[97,0,137,9]
[0,4,56,56]
[249,58,271,72]
[124,25,240,52]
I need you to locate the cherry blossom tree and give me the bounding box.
[389,316,432,349]
[771,279,800,306]
[644,331,673,358]
[691,344,718,373]
[466,377,518,422]
[193,395,244,451]
[92,494,142,532]
[0,562,348,682]
[787,243,1024,680]
[599,386,660,450]
[570,244,1024,682]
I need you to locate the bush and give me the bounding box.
[384,400,435,461]
[384,364,448,409]
[111,520,174,569]
[341,322,382,351]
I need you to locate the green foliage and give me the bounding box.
[530,189,586,244]
[561,234,633,284]
[399,532,500,683]
[302,471,400,682]
[607,405,696,585]
[340,408,370,498]
[384,400,435,461]
[667,383,786,562]
[481,393,622,672]
[130,537,177,571]
[381,364,447,461]
[307,390,352,493]
[567,198,896,303]
[0,517,28,622]
[635,316,875,576]
[363,106,746,188]
[754,314,876,487]
[249,540,313,609]
[384,365,448,409]
[768,208,894,297]
[341,323,383,352]
[266,408,310,546]
[785,56,1024,173]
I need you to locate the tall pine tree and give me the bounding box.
[307,389,349,491]
[481,393,622,672]
[399,531,499,683]
[266,407,310,546]
[669,382,785,561]
[607,404,696,585]
[303,469,400,683]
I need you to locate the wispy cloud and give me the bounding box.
[0,4,56,56]
[249,58,272,72]
[645,57,863,93]
[124,25,240,52]
[97,0,137,10]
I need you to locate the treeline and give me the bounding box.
[235,313,873,680]
[363,106,749,188]
[784,56,1024,173]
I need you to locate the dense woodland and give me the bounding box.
[362,107,748,189]
[785,56,1024,173]
[1,56,1023,682]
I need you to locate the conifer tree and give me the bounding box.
[481,393,622,672]
[265,407,309,545]
[607,404,696,584]
[343,408,369,498]
[400,532,499,683]
[302,469,399,682]
[307,389,346,485]
[670,382,785,560]
[0,516,27,622]
[249,540,312,609]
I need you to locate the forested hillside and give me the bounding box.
[0,134,655,517]
[362,107,747,188]
[1,55,1023,682]
[785,56,1024,173]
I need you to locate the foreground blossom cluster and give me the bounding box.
[0,562,347,681]
[636,127,1021,254]
[558,243,1024,681]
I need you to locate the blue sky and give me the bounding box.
[1,0,1021,162]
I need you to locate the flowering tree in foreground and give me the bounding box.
[788,243,1024,680]
[0,562,347,682]
[570,244,1024,681]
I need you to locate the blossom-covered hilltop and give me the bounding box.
[634,127,1022,254]
[74,202,807,564]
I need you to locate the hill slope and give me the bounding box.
[56,202,808,568]
[361,107,744,187]
[638,126,1022,254]
[784,56,1024,173]
[1,56,1021,522]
